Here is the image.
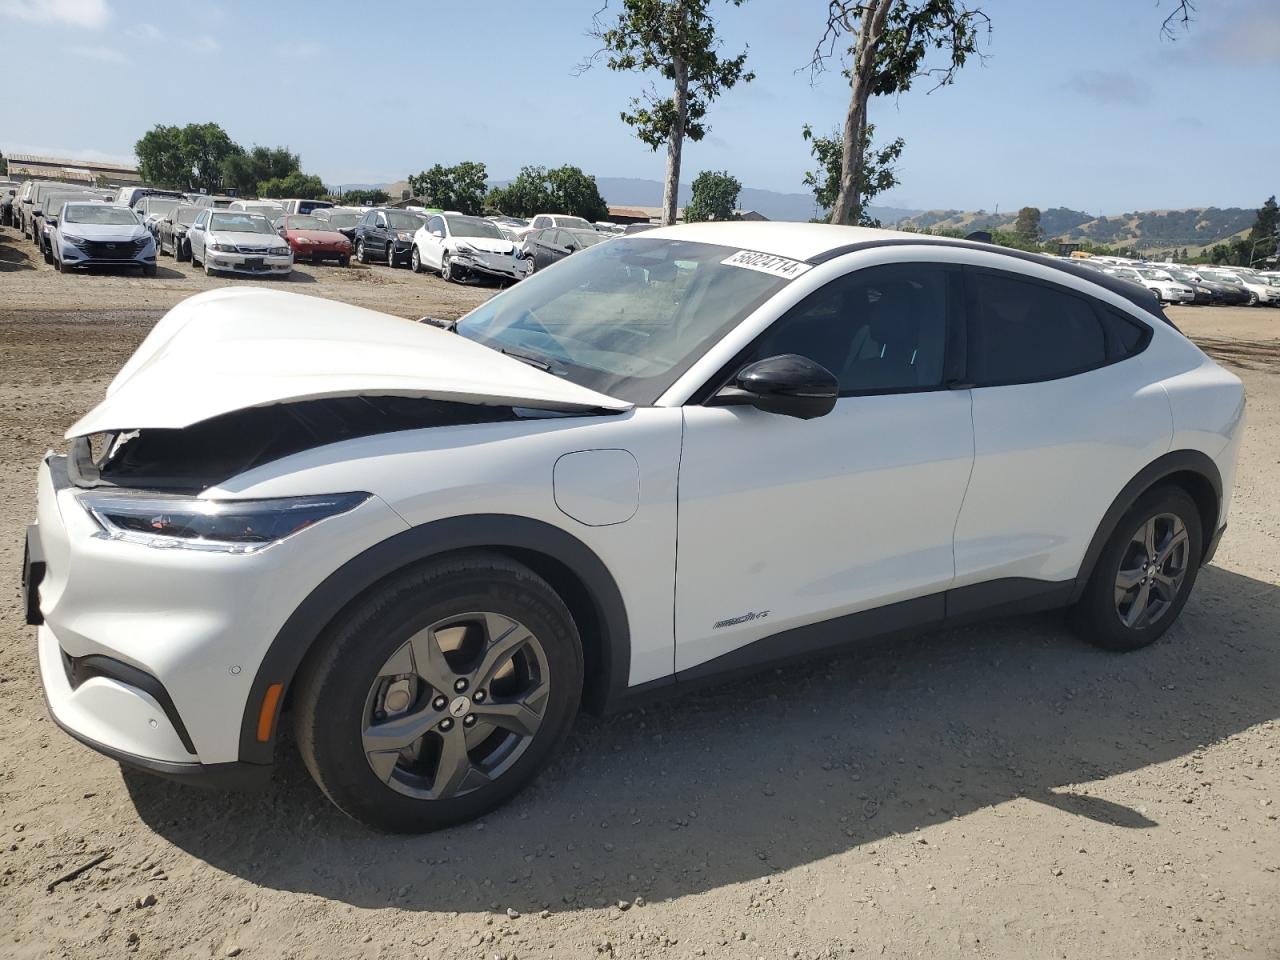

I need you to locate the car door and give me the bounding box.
[371,213,390,258]
[421,215,446,269]
[674,261,976,673]
[189,210,210,259]
[951,265,1167,591]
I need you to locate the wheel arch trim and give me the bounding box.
[236,514,631,765]
[1070,449,1222,603]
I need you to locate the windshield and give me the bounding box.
[1138,270,1171,280]
[1108,268,1141,280]
[456,238,792,404]
[1167,270,1196,282]
[175,206,198,224]
[446,215,504,240]
[286,215,328,230]
[554,216,593,230]
[386,211,425,229]
[563,229,606,248]
[144,198,179,217]
[64,204,138,225]
[322,212,360,229]
[209,212,276,234]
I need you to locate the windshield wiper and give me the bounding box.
[417,316,458,332]
[500,347,555,372]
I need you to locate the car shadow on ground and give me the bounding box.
[124,564,1279,913]
[0,233,37,271]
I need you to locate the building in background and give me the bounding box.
[3,154,141,186]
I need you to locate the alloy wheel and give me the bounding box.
[410,247,421,273]
[1114,512,1190,629]
[361,612,551,801]
[441,253,452,282]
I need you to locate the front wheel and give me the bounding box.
[356,240,368,264]
[293,553,583,833]
[338,255,350,267]
[440,252,453,282]
[1070,486,1203,652]
[386,243,398,267]
[410,246,422,273]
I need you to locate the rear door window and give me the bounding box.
[967,270,1147,386]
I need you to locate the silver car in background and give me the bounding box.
[49,203,157,276]
[188,210,293,277]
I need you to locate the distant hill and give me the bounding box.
[893,205,1255,253]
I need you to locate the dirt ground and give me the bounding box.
[1,226,1277,960]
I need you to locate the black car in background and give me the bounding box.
[522,227,605,271]
[353,208,425,266]
[155,203,199,261]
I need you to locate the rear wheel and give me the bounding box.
[1070,486,1203,652]
[293,553,583,833]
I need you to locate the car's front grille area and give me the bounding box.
[84,238,144,260]
[235,245,270,255]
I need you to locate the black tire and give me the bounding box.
[386,242,398,267]
[356,239,368,264]
[293,552,584,833]
[177,238,190,262]
[338,255,350,267]
[410,246,422,273]
[190,245,201,268]
[440,252,453,282]
[1070,485,1203,652]
[143,264,157,277]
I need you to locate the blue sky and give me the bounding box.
[1,0,1276,214]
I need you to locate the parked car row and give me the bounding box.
[1069,255,1280,307]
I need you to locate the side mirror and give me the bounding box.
[713,354,839,420]
[47,215,58,226]
[431,229,444,238]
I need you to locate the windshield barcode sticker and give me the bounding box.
[721,249,813,280]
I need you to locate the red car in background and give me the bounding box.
[276,214,352,266]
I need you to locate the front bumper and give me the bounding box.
[28,454,409,773]
[58,238,155,269]
[290,241,349,259]
[453,251,533,281]
[206,250,293,274]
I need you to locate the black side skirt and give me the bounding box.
[614,577,1076,710]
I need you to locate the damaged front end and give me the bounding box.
[67,395,524,493]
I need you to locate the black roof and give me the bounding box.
[808,237,1171,325]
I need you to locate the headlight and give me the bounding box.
[396,231,413,241]
[79,491,370,555]
[295,236,312,243]
[270,246,291,256]
[454,243,475,255]
[63,235,88,248]
[209,242,237,253]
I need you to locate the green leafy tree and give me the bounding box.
[488,165,609,221]
[1245,195,1278,265]
[0,150,7,176]
[258,171,327,199]
[801,122,903,225]
[408,161,489,215]
[586,0,753,226]
[94,173,111,189]
[223,145,301,196]
[685,169,742,221]
[1013,206,1042,244]
[135,122,239,191]
[334,188,390,206]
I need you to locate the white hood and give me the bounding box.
[66,288,630,437]
[455,236,519,255]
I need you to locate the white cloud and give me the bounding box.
[187,34,219,55]
[0,0,111,29]
[69,43,131,64]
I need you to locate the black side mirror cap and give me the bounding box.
[712,354,839,420]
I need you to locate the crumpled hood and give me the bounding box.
[66,288,631,437]
[207,229,285,248]
[454,237,519,256]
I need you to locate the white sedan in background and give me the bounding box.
[411,213,532,283]
[188,210,294,278]
[1136,269,1195,304]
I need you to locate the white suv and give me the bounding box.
[26,224,1244,832]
